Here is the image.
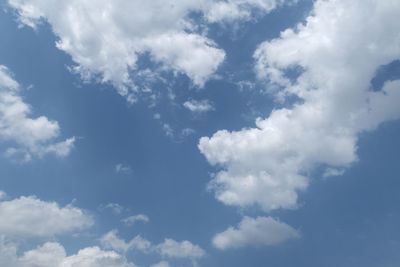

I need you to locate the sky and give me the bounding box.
[0,0,400,266]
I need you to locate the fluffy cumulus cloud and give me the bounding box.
[0,195,93,237]
[157,239,205,259]
[0,193,135,266]
[7,0,292,101]
[0,66,74,161]
[212,216,300,250]
[7,0,223,100]
[0,240,136,267]
[100,230,152,254]
[199,0,400,212]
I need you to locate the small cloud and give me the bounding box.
[323,168,345,178]
[122,214,149,226]
[183,99,215,113]
[100,229,152,253]
[157,239,205,259]
[99,203,124,215]
[150,261,171,267]
[212,216,300,250]
[153,113,161,120]
[0,191,6,200]
[163,123,174,138]
[115,163,132,174]
[181,128,196,137]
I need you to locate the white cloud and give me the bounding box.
[100,203,124,215]
[323,168,345,179]
[150,261,171,267]
[7,0,293,101]
[7,0,226,99]
[0,195,93,237]
[0,193,136,267]
[100,230,151,254]
[199,0,400,212]
[183,99,215,113]
[181,128,196,137]
[205,0,287,23]
[121,214,149,226]
[0,65,75,161]
[163,123,174,138]
[157,239,205,259]
[0,240,137,267]
[0,191,6,200]
[115,164,132,174]
[212,216,300,250]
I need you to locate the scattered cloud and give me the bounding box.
[0,194,93,238]
[181,128,196,137]
[99,203,124,215]
[199,0,400,212]
[163,123,174,138]
[0,65,75,161]
[212,216,300,250]
[8,0,223,100]
[323,168,345,179]
[153,113,161,120]
[7,0,292,102]
[183,99,215,113]
[121,214,149,226]
[100,230,151,254]
[205,0,288,23]
[0,240,137,267]
[115,164,132,174]
[157,239,205,259]
[150,261,171,267]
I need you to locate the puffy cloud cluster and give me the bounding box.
[0,192,204,267]
[100,230,205,260]
[7,0,290,102]
[0,240,136,267]
[212,216,300,250]
[199,0,400,212]
[100,230,152,254]
[157,238,205,259]
[0,193,129,266]
[0,195,93,237]
[0,66,74,161]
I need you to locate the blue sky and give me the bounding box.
[0,0,400,266]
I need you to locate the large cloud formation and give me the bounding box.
[7,0,289,102]
[0,66,74,161]
[199,0,400,212]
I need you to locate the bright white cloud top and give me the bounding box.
[0,66,74,161]
[199,0,400,212]
[213,216,300,250]
[7,0,292,103]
